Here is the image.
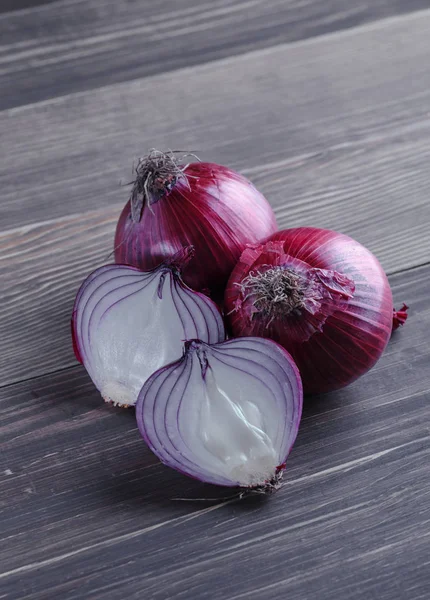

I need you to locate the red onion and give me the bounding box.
[71,248,225,407]
[114,150,278,298]
[225,228,396,394]
[135,337,302,491]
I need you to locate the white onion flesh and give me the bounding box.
[72,264,225,406]
[136,338,303,489]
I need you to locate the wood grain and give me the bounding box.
[1,0,429,109]
[1,265,429,600]
[0,0,57,15]
[3,9,430,232]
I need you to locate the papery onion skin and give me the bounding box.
[392,303,409,330]
[114,155,278,298]
[135,338,302,491]
[225,228,394,394]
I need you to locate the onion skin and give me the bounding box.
[114,161,278,298]
[393,303,409,330]
[225,228,394,394]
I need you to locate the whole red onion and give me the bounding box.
[225,227,394,394]
[114,150,278,298]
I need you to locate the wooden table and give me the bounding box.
[1,1,430,598]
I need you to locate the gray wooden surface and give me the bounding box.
[1,0,429,110]
[0,2,429,599]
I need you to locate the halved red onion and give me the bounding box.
[135,338,303,491]
[71,249,225,407]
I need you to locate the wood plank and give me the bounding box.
[1,0,429,110]
[0,265,429,600]
[0,0,57,15]
[0,211,115,386]
[3,9,430,231]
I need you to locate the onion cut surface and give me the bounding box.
[72,255,225,407]
[136,338,303,490]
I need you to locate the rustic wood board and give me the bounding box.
[1,0,429,109]
[1,265,428,600]
[1,1,430,598]
[3,9,430,232]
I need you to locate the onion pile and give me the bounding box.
[71,150,408,493]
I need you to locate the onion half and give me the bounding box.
[72,249,225,407]
[136,338,303,490]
